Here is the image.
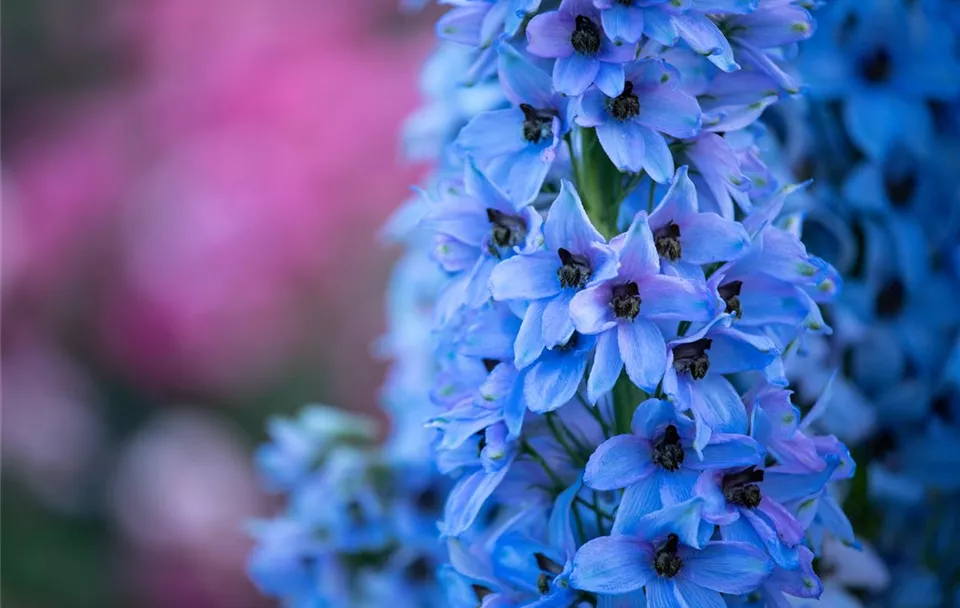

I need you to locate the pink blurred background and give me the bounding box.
[1,1,433,605]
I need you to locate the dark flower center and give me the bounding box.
[555,332,580,352]
[610,281,642,319]
[404,556,433,582]
[654,222,682,261]
[616,0,634,5]
[883,171,917,208]
[860,47,892,84]
[473,584,494,604]
[535,553,563,594]
[557,248,592,289]
[482,358,500,373]
[520,103,555,144]
[486,208,527,254]
[722,466,764,508]
[718,280,743,318]
[571,15,601,55]
[610,81,641,121]
[415,486,441,512]
[477,430,488,456]
[652,424,685,471]
[653,534,682,578]
[673,338,711,380]
[874,278,905,318]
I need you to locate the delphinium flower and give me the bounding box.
[247,0,871,604]
[765,0,960,603]
[378,0,864,606]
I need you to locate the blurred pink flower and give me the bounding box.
[1,329,105,512]
[111,409,267,608]
[5,0,429,397]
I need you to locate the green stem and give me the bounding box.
[576,127,621,238]
[612,372,645,436]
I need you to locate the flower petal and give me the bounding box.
[570,536,655,594]
[542,290,577,347]
[619,211,660,279]
[456,109,530,159]
[490,252,561,301]
[637,126,674,184]
[619,318,667,392]
[554,53,601,96]
[637,84,703,138]
[673,580,725,608]
[570,284,617,334]
[546,179,607,252]
[587,329,623,403]
[680,541,773,594]
[516,300,548,368]
[597,120,646,173]
[585,434,655,490]
[497,40,556,108]
[678,212,750,265]
[601,3,645,43]
[523,351,588,413]
[637,274,714,322]
[526,10,575,58]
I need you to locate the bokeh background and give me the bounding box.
[1,1,435,606]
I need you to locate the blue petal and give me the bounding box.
[658,468,700,506]
[545,180,607,252]
[489,251,562,301]
[618,318,667,392]
[569,536,655,594]
[673,580,725,608]
[457,109,529,160]
[612,479,662,534]
[497,40,556,108]
[516,300,548,368]
[542,290,577,347]
[636,274,714,322]
[441,466,511,536]
[585,434,655,490]
[705,326,778,374]
[642,9,679,46]
[630,398,686,439]
[554,53,601,95]
[628,497,706,548]
[681,541,772,594]
[550,478,583,556]
[597,119,646,173]
[637,126,674,184]
[601,3,645,43]
[576,88,610,127]
[587,329,623,403]
[673,13,738,72]
[595,62,627,98]
[692,433,763,469]
[570,284,618,335]
[484,144,555,206]
[527,10,575,58]
[523,351,588,413]
[678,211,750,265]
[843,91,932,160]
[619,211,660,279]
[637,82,703,138]
[761,456,840,503]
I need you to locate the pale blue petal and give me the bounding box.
[595,62,627,98]
[681,541,772,594]
[637,126,674,184]
[516,300,548,368]
[542,290,577,347]
[601,3,645,43]
[524,352,588,413]
[597,120,646,173]
[587,329,624,403]
[619,211,660,278]
[489,251,561,301]
[546,179,607,251]
[569,536,655,594]
[585,434,655,490]
[619,318,667,392]
[554,53,601,95]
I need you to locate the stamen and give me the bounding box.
[673,338,711,380]
[610,81,640,121]
[654,222,682,261]
[571,15,601,55]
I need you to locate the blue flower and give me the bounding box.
[526,0,638,96]
[570,499,774,602]
[584,399,763,516]
[421,162,544,310]
[457,41,572,205]
[575,61,702,179]
[490,180,617,364]
[568,210,715,398]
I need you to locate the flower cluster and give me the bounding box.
[247,0,870,605]
[772,0,960,603]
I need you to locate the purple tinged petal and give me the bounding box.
[516,300,548,368]
[630,398,686,439]
[569,536,655,594]
[619,211,660,279]
[523,352,587,413]
[672,581,725,608]
[587,329,623,403]
[585,241,620,285]
[672,13,738,72]
[596,120,646,173]
[457,109,530,159]
[554,53,601,95]
[577,89,610,127]
[688,374,748,445]
[636,274,714,322]
[730,4,814,48]
[692,433,763,470]
[421,205,487,247]
[489,252,562,301]
[433,236,477,272]
[650,165,698,227]
[542,290,577,347]
[585,434,655,490]
[636,126,674,184]
[570,284,617,334]
[595,62,627,97]
[497,40,557,108]
[463,256,496,308]
[757,496,804,547]
[619,318,667,392]
[526,11,575,58]
[677,212,750,265]
[437,5,487,45]
[761,456,840,503]
[601,3,645,43]
[637,84,703,138]
[545,180,607,252]
[680,541,773,594]
[598,36,639,62]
